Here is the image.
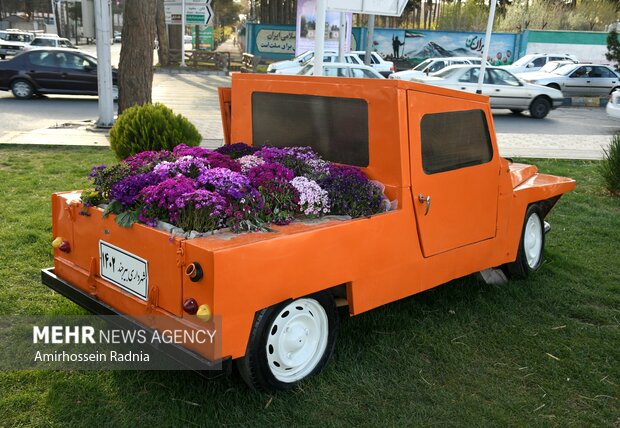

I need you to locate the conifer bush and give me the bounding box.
[110,103,201,159]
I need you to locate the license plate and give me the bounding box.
[99,241,148,300]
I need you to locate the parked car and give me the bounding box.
[297,62,385,78]
[276,53,364,75]
[501,53,578,74]
[519,63,620,97]
[514,60,576,82]
[0,29,35,59]
[411,64,564,118]
[350,51,395,77]
[113,31,122,43]
[24,36,76,51]
[267,50,337,74]
[0,48,118,99]
[606,90,620,119]
[389,57,485,81]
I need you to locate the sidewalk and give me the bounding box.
[215,36,243,63]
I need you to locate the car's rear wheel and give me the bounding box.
[510,109,524,114]
[11,80,34,99]
[529,97,551,119]
[236,292,338,391]
[504,204,545,279]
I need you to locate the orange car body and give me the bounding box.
[45,73,575,366]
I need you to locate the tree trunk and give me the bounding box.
[118,0,156,113]
[155,0,169,66]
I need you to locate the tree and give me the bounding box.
[155,0,169,66]
[606,30,620,71]
[118,0,157,113]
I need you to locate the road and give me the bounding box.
[0,72,618,157]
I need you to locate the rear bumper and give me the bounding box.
[41,267,231,375]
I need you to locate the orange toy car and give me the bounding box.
[43,73,575,391]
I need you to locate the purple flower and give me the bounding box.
[319,164,384,217]
[173,144,214,158]
[215,142,258,159]
[139,176,198,225]
[247,162,295,187]
[89,164,107,178]
[110,171,163,208]
[173,144,241,171]
[238,155,265,173]
[124,150,173,171]
[290,177,330,216]
[175,189,231,232]
[197,167,251,199]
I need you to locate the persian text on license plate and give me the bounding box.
[99,241,148,300]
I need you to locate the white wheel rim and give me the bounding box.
[266,298,328,383]
[524,212,543,269]
[13,81,31,98]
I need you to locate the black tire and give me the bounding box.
[529,97,551,119]
[504,204,545,279]
[0,54,5,60]
[236,292,338,392]
[510,109,524,114]
[11,79,34,99]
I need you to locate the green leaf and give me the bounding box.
[102,199,123,218]
[115,210,139,228]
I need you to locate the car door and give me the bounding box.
[454,68,501,104]
[24,50,60,91]
[486,69,528,108]
[408,91,498,257]
[54,51,98,94]
[562,66,591,96]
[588,66,618,96]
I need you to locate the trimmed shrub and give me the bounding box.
[599,133,620,196]
[110,103,201,160]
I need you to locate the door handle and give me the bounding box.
[495,89,501,92]
[460,87,466,90]
[418,194,431,216]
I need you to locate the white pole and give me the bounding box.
[180,0,186,67]
[364,14,374,66]
[338,12,345,62]
[476,0,497,94]
[314,0,326,76]
[94,0,114,127]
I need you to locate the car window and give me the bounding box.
[55,52,89,70]
[59,40,74,48]
[428,61,446,73]
[370,53,379,64]
[28,51,57,67]
[434,67,465,79]
[413,58,433,71]
[324,56,334,63]
[570,66,589,78]
[32,38,55,46]
[451,60,467,65]
[323,67,347,77]
[458,68,492,84]
[512,55,535,67]
[531,57,545,67]
[489,69,521,86]
[548,56,564,62]
[421,110,493,174]
[590,66,613,78]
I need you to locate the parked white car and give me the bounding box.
[389,57,485,81]
[606,90,620,119]
[0,29,35,59]
[275,53,363,75]
[519,63,620,97]
[297,62,385,79]
[501,53,578,74]
[514,60,576,82]
[411,64,564,118]
[267,50,337,74]
[350,51,395,77]
[24,36,76,51]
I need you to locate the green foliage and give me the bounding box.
[598,133,620,195]
[606,30,620,71]
[109,103,201,160]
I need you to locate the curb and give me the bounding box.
[154,67,229,76]
[563,96,609,107]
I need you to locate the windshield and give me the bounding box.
[413,59,433,71]
[433,66,464,79]
[554,64,578,75]
[512,55,535,67]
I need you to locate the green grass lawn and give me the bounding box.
[0,145,618,427]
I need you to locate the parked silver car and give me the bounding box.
[390,56,484,81]
[519,63,620,97]
[411,65,564,118]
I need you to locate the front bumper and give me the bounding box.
[552,98,564,109]
[41,267,231,375]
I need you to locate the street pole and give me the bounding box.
[94,0,114,127]
[314,0,326,76]
[338,12,345,62]
[180,0,186,66]
[364,14,374,66]
[476,0,497,94]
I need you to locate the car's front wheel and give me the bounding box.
[236,292,338,391]
[11,80,34,99]
[529,97,551,119]
[504,204,545,279]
